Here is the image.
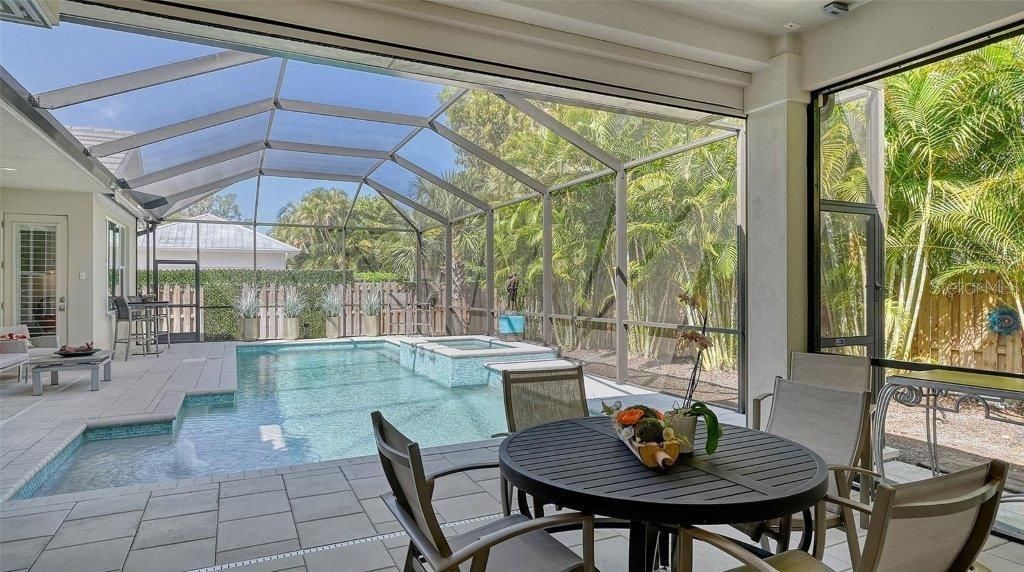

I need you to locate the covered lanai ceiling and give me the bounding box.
[0,19,738,231]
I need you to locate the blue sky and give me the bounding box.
[0,21,462,220]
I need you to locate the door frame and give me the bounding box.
[153,259,201,342]
[3,214,69,345]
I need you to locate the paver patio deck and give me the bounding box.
[0,342,1020,571]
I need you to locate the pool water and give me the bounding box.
[31,343,509,497]
[434,339,510,350]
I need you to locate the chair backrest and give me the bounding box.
[370,411,451,558]
[766,377,869,469]
[502,366,588,432]
[112,296,131,321]
[859,460,1007,572]
[790,351,871,392]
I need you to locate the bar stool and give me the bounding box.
[113,296,160,360]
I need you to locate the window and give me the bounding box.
[811,33,1024,374]
[107,220,125,310]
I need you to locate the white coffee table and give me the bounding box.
[29,351,113,396]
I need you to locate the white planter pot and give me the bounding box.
[283,318,301,340]
[325,316,342,339]
[665,415,696,454]
[362,315,380,337]
[239,318,259,342]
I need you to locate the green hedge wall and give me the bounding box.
[138,269,353,341]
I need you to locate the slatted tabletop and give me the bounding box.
[500,416,829,525]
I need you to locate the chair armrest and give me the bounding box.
[491,432,511,438]
[825,493,873,515]
[829,464,881,479]
[679,526,779,572]
[425,461,499,486]
[442,513,593,570]
[750,392,773,431]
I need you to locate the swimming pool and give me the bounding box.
[28,342,514,497]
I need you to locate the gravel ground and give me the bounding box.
[883,396,1023,473]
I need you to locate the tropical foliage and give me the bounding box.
[820,35,1024,364]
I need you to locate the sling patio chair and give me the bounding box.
[493,365,589,517]
[739,377,873,565]
[789,351,875,526]
[675,459,1008,572]
[371,411,596,572]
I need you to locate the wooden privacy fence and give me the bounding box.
[911,276,1023,374]
[155,282,447,339]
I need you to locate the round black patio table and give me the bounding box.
[499,416,829,572]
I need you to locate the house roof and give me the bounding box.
[140,214,300,254]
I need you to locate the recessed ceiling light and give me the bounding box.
[783,22,802,31]
[0,167,18,172]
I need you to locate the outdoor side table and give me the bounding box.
[29,351,113,396]
[499,416,829,572]
[874,369,1024,480]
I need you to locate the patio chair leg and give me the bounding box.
[499,475,512,516]
[813,501,827,559]
[517,489,532,518]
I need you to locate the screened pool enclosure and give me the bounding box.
[1,21,745,407]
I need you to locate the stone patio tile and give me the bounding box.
[295,513,376,548]
[65,492,150,521]
[374,520,404,535]
[290,491,362,523]
[217,512,298,552]
[0,503,75,518]
[149,482,219,497]
[990,541,1024,565]
[282,467,340,481]
[339,461,384,481]
[221,475,284,498]
[283,473,350,499]
[442,448,497,466]
[977,553,1024,572]
[233,554,305,571]
[216,539,300,565]
[123,538,216,572]
[0,509,69,542]
[132,510,217,549]
[142,489,218,520]
[432,492,501,522]
[359,496,395,524]
[0,536,49,572]
[46,510,142,549]
[348,476,391,500]
[219,490,291,522]
[303,539,393,572]
[430,473,484,500]
[476,478,504,505]
[29,536,132,572]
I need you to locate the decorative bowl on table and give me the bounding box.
[603,402,686,469]
[55,342,97,357]
[602,401,724,469]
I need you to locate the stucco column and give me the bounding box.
[743,49,810,414]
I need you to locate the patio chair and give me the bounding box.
[789,351,874,526]
[738,378,871,564]
[112,296,160,360]
[371,411,595,572]
[675,459,1008,572]
[496,366,589,517]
